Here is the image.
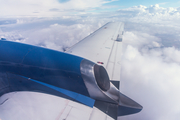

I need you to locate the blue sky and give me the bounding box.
[87,0,180,14]
[105,0,180,8]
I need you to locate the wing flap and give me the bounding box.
[106,41,122,80]
[0,92,116,120]
[0,92,93,120]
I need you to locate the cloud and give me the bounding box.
[0,17,105,51]
[49,8,60,11]
[118,13,180,119]
[158,2,169,5]
[120,46,180,120]
[116,4,180,23]
[120,45,180,120]
[1,4,180,120]
[0,0,114,17]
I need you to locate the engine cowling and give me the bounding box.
[80,59,143,116]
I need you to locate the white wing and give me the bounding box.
[67,22,124,81]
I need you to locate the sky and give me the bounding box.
[1,0,180,17]
[1,0,180,120]
[108,0,180,8]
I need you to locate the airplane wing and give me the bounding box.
[0,22,142,120]
[66,22,124,81]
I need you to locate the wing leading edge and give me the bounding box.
[0,22,142,120]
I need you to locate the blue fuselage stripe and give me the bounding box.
[25,77,95,107]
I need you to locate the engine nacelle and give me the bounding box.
[80,59,119,104]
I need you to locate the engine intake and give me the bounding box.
[94,64,110,91]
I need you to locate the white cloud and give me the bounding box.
[119,19,180,120]
[123,31,161,49]
[0,0,113,17]
[0,18,105,51]
[120,45,180,120]
[117,4,180,24]
[163,47,180,63]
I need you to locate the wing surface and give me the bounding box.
[0,92,93,120]
[66,22,124,81]
[0,92,115,120]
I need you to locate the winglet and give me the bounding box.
[118,92,143,116]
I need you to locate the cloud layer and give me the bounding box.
[1,4,180,120]
[0,0,115,17]
[120,31,180,120]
